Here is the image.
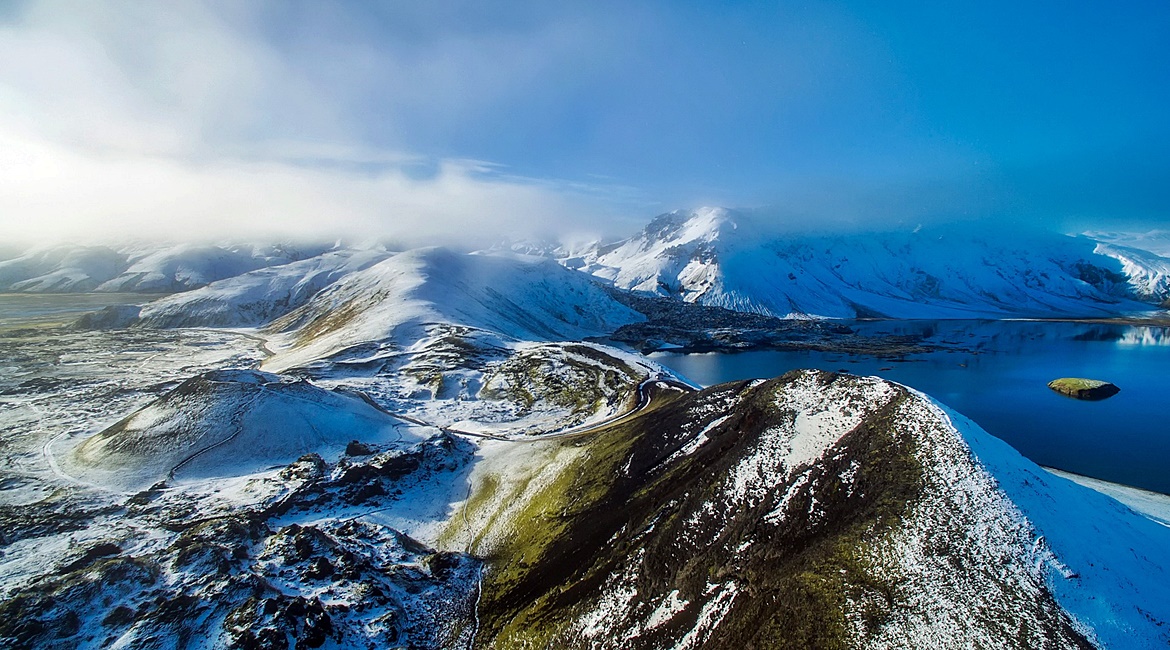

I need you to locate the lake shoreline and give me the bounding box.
[1045,467,1170,525]
[651,319,1170,495]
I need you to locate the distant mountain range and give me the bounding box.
[555,207,1170,318]
[5,210,1169,321]
[0,241,331,293]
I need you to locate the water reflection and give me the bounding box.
[849,319,1170,349]
[1071,327,1124,342]
[1117,327,1170,347]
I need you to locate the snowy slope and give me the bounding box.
[0,244,127,292]
[94,242,314,292]
[1087,230,1170,258]
[466,370,1170,648]
[936,398,1170,649]
[566,208,1168,319]
[0,242,326,293]
[113,245,660,440]
[135,247,392,327]
[263,246,645,371]
[1092,242,1170,303]
[1,322,482,649]
[6,313,1170,647]
[66,369,419,491]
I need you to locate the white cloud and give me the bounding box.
[0,125,607,244]
[0,0,632,244]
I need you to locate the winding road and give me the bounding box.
[419,375,694,444]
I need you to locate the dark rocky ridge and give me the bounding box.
[472,371,1093,649]
[601,286,933,356]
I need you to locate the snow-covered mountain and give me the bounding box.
[12,356,1170,648]
[260,246,645,371]
[6,247,1170,647]
[7,216,1170,648]
[464,370,1170,648]
[0,242,328,293]
[1092,241,1170,305]
[562,207,1170,318]
[1087,230,1170,258]
[134,247,393,328]
[75,245,663,437]
[0,245,127,292]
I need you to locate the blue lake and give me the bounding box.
[652,320,1170,495]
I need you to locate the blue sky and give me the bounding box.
[1,0,1167,242]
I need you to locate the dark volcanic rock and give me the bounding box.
[602,286,932,356]
[345,440,375,456]
[71,305,142,330]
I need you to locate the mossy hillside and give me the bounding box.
[401,328,503,374]
[474,372,930,649]
[468,437,626,634]
[318,326,505,399]
[456,383,689,647]
[436,470,500,550]
[724,386,921,649]
[270,293,372,348]
[478,344,642,420]
[621,377,920,650]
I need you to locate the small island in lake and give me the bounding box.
[1048,377,1121,401]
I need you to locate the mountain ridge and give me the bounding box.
[0,242,332,293]
[459,370,1170,648]
[558,208,1170,319]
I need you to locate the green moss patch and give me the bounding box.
[1047,377,1120,400]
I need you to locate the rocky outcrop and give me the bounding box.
[1047,378,1121,401]
[1,431,480,650]
[71,305,142,330]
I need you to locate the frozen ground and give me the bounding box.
[0,293,662,648]
[0,325,266,493]
[0,242,331,293]
[0,318,486,647]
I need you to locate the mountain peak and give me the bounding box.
[641,207,742,245]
